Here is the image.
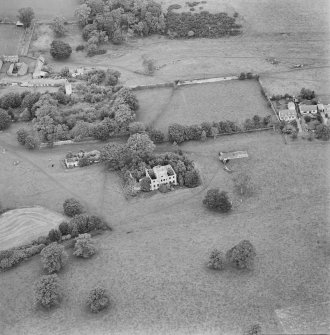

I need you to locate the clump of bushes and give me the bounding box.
[207,249,225,270]
[238,72,256,80]
[87,287,110,313]
[166,11,241,38]
[73,234,97,258]
[226,240,256,269]
[34,274,62,308]
[50,40,72,59]
[63,198,84,217]
[203,189,232,212]
[315,124,330,141]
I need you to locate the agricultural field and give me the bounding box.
[0,131,329,334]
[0,207,65,249]
[0,24,22,55]
[136,80,272,132]
[0,0,79,21]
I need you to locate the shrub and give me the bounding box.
[226,240,256,269]
[34,274,62,308]
[87,215,104,231]
[63,198,84,217]
[60,67,70,78]
[0,92,22,109]
[315,124,330,141]
[244,324,262,335]
[16,128,29,145]
[76,44,85,51]
[147,128,165,143]
[105,69,121,86]
[40,243,68,274]
[48,229,62,242]
[69,214,90,234]
[142,58,156,75]
[73,234,97,258]
[24,135,39,150]
[0,110,11,130]
[207,249,225,270]
[140,176,151,192]
[304,115,311,123]
[87,287,110,313]
[184,169,200,188]
[50,40,72,59]
[59,221,70,235]
[299,88,315,100]
[51,16,66,37]
[78,156,91,167]
[203,189,232,212]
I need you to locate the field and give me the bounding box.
[0,25,22,55]
[0,0,79,20]
[136,80,272,132]
[0,128,330,334]
[0,207,65,250]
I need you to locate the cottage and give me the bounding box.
[299,104,318,115]
[279,109,297,121]
[145,165,177,191]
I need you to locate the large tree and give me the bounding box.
[50,40,72,60]
[63,198,84,217]
[0,110,11,130]
[226,240,256,269]
[75,4,92,27]
[34,274,62,308]
[315,124,330,141]
[100,142,129,170]
[40,243,68,274]
[87,287,110,313]
[168,123,186,143]
[126,133,155,158]
[51,16,67,37]
[18,7,35,27]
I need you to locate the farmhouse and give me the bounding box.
[299,104,318,115]
[32,56,47,79]
[279,109,297,121]
[65,157,79,168]
[145,165,177,191]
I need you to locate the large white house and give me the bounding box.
[145,165,177,191]
[279,109,297,121]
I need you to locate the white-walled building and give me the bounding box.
[279,109,297,121]
[145,165,177,191]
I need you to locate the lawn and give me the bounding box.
[0,25,22,55]
[136,80,273,133]
[0,130,329,334]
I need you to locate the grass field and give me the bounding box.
[0,25,22,55]
[0,207,65,250]
[136,80,272,132]
[0,128,329,334]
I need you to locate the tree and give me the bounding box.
[51,16,66,37]
[208,249,225,270]
[203,189,232,212]
[126,133,155,158]
[75,4,92,27]
[142,58,156,75]
[1,92,22,109]
[299,88,315,100]
[315,124,330,141]
[60,67,70,78]
[87,287,110,313]
[233,173,254,197]
[63,198,84,217]
[48,229,62,242]
[100,142,129,170]
[147,128,164,143]
[92,122,110,141]
[58,221,70,235]
[184,170,200,188]
[18,7,35,27]
[73,234,97,258]
[16,128,29,145]
[140,176,151,192]
[168,124,186,143]
[50,40,72,60]
[226,240,256,269]
[115,88,139,111]
[0,110,11,130]
[34,274,62,308]
[69,214,90,234]
[105,69,121,86]
[40,243,68,274]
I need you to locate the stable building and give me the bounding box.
[145,165,177,191]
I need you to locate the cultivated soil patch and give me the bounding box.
[0,206,65,250]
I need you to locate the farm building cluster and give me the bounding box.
[64,150,101,169]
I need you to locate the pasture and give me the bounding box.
[0,130,329,334]
[0,25,22,55]
[136,80,272,132]
[0,207,65,250]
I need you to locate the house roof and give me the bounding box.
[299,104,317,112]
[279,109,297,118]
